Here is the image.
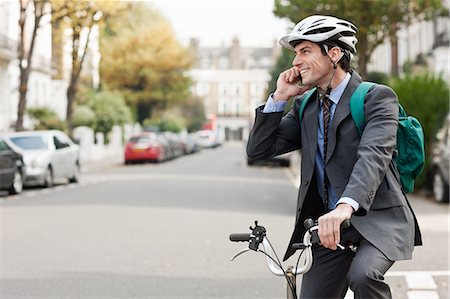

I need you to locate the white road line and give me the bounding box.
[0,180,103,201]
[405,273,438,289]
[104,173,293,186]
[407,291,439,299]
[387,270,450,276]
[284,168,300,188]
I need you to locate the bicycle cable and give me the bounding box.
[264,237,298,298]
[294,247,307,277]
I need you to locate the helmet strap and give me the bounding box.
[322,44,341,95]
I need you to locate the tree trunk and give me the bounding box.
[16,74,28,131]
[390,23,399,76]
[15,0,45,131]
[357,35,369,79]
[66,25,93,135]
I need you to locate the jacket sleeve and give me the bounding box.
[341,85,399,215]
[246,97,303,160]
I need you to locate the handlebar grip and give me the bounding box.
[341,219,351,229]
[303,218,316,230]
[291,243,308,250]
[229,233,251,242]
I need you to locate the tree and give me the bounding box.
[51,0,126,134]
[179,96,207,132]
[273,0,447,77]
[16,0,49,131]
[78,89,131,141]
[100,5,192,124]
[27,107,66,131]
[265,48,295,99]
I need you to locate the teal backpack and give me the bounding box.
[298,82,425,193]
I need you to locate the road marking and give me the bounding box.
[387,270,450,276]
[405,273,438,289]
[0,179,104,201]
[284,168,300,188]
[407,291,439,299]
[103,173,293,186]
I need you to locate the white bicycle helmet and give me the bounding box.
[279,15,358,54]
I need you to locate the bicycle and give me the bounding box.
[229,219,353,299]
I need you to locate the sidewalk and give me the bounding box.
[80,154,124,173]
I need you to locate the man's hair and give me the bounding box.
[290,39,351,72]
[319,43,351,72]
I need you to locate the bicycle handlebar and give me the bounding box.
[229,233,251,242]
[229,218,353,276]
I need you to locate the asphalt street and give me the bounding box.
[0,143,448,298]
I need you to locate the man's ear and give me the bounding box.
[330,47,344,64]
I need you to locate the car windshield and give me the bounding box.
[10,136,48,150]
[129,136,156,143]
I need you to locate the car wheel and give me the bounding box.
[43,166,54,188]
[158,149,165,163]
[432,170,449,203]
[69,163,80,183]
[8,169,24,194]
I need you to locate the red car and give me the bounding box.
[124,133,167,163]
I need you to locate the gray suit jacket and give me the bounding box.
[247,71,422,262]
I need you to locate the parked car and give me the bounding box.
[124,132,168,163]
[431,113,450,203]
[0,136,25,194]
[180,133,200,154]
[195,130,221,148]
[6,130,80,187]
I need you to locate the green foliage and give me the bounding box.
[272,0,447,76]
[78,89,132,141]
[72,105,96,128]
[366,72,390,85]
[143,113,185,133]
[266,48,295,100]
[27,107,67,131]
[100,6,192,122]
[390,72,449,188]
[179,97,207,132]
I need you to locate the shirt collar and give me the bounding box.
[328,72,351,105]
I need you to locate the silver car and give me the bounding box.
[6,130,80,187]
[431,113,450,203]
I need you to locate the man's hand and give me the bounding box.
[273,67,310,101]
[317,204,353,250]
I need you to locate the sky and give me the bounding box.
[147,0,293,48]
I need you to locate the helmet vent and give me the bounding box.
[305,27,335,35]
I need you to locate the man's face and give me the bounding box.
[292,41,333,88]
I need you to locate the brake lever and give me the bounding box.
[230,248,251,261]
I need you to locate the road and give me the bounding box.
[0,143,448,298]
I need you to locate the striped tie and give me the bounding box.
[322,96,332,209]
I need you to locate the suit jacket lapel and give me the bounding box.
[326,72,363,164]
[303,92,319,166]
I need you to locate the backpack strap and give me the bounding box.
[349,82,375,136]
[298,87,317,123]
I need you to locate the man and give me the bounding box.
[247,15,422,299]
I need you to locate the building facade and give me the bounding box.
[0,0,54,132]
[368,15,449,78]
[0,1,100,133]
[189,37,279,141]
